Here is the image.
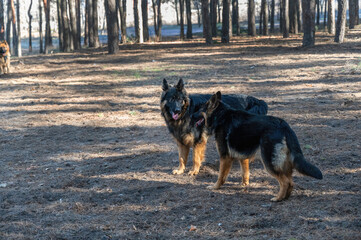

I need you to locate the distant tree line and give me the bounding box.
[0,0,359,56]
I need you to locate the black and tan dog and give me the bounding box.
[192,91,322,201]
[160,79,268,177]
[0,40,10,74]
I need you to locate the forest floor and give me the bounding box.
[1,28,360,240]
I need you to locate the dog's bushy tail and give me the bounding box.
[283,121,323,179]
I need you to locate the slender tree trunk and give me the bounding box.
[69,0,80,50]
[179,0,184,39]
[201,0,212,44]
[302,0,315,46]
[316,0,320,25]
[248,0,256,36]
[105,0,119,53]
[196,2,201,26]
[270,0,275,32]
[11,0,18,56]
[76,0,81,47]
[88,0,94,46]
[280,0,283,32]
[349,0,357,29]
[297,0,302,32]
[134,0,141,42]
[0,0,4,41]
[323,0,327,29]
[61,0,71,51]
[211,0,217,36]
[290,0,298,33]
[185,0,192,38]
[222,0,230,42]
[118,0,127,43]
[152,0,162,41]
[282,0,289,38]
[84,0,89,45]
[57,0,63,50]
[142,0,149,41]
[327,0,335,34]
[218,0,221,23]
[262,0,268,35]
[43,0,51,54]
[334,0,346,43]
[92,0,100,47]
[259,4,263,34]
[232,0,240,35]
[229,0,232,37]
[28,0,33,52]
[38,0,43,53]
[15,0,21,57]
[175,0,179,25]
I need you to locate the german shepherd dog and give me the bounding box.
[0,40,10,74]
[192,91,322,201]
[160,79,268,176]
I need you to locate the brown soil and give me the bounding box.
[0,29,360,240]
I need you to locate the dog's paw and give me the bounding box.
[188,169,199,176]
[207,184,220,190]
[270,197,283,202]
[172,169,184,175]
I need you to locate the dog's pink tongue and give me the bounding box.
[172,113,179,120]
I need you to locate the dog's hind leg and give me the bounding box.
[271,174,292,202]
[173,141,190,175]
[208,156,233,190]
[188,140,207,176]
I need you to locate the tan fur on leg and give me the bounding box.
[188,140,207,175]
[240,158,250,186]
[173,141,190,175]
[208,156,233,189]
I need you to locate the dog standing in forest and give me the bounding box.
[0,40,10,74]
[192,91,322,201]
[160,79,268,178]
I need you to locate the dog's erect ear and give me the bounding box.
[208,91,221,111]
[176,78,184,91]
[162,78,169,91]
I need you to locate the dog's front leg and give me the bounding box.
[188,140,207,176]
[172,141,190,175]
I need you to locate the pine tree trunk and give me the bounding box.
[57,0,63,50]
[134,0,140,42]
[76,0,81,47]
[289,0,298,33]
[232,0,239,35]
[15,0,21,57]
[175,0,179,25]
[327,0,335,34]
[349,0,357,29]
[92,0,100,47]
[282,0,289,38]
[43,0,51,54]
[248,0,256,36]
[38,0,43,53]
[61,0,71,52]
[84,0,89,45]
[118,0,127,43]
[334,0,346,43]
[222,0,230,43]
[297,0,302,32]
[186,0,192,39]
[280,0,283,32]
[0,0,5,41]
[201,0,212,44]
[105,0,119,53]
[179,0,184,39]
[316,0,320,25]
[211,0,217,36]
[28,0,33,52]
[142,0,149,41]
[262,0,268,35]
[270,0,275,32]
[88,0,94,46]
[302,0,315,46]
[69,0,80,50]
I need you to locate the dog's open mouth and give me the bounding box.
[172,112,180,120]
[195,118,204,127]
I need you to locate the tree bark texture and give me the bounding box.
[327,0,335,34]
[302,0,315,46]
[232,0,240,35]
[0,0,5,41]
[186,0,192,39]
[142,0,149,41]
[179,0,184,39]
[69,0,80,50]
[282,0,289,38]
[334,0,346,43]
[201,0,212,44]
[61,0,71,52]
[118,0,127,43]
[28,0,33,52]
[261,0,268,35]
[222,0,230,42]
[38,0,43,53]
[270,0,275,32]
[248,0,256,36]
[211,0,217,36]
[105,0,119,53]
